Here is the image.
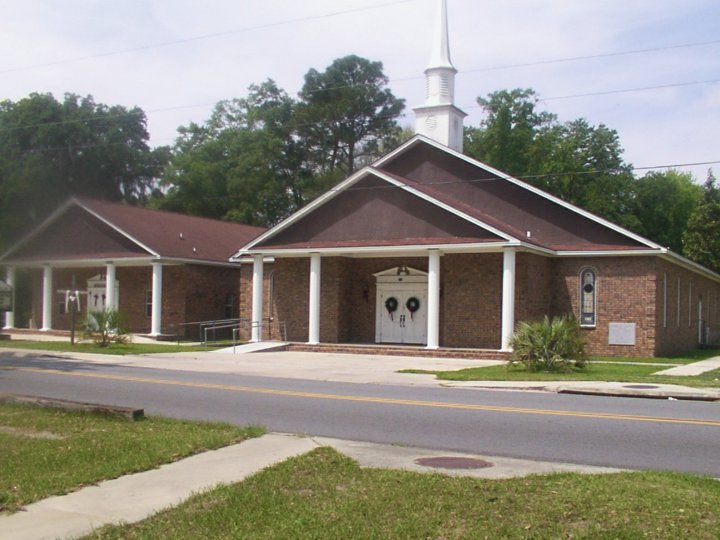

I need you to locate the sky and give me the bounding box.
[2,0,719,181]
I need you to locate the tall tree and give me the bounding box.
[0,93,167,249]
[297,54,405,175]
[683,171,720,272]
[632,170,701,253]
[158,56,405,225]
[157,81,312,226]
[464,89,555,177]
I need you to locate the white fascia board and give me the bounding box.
[401,135,662,251]
[229,167,375,260]
[660,251,720,283]
[0,198,79,262]
[556,249,664,257]
[7,256,160,269]
[5,256,242,269]
[236,256,276,264]
[241,241,512,258]
[369,168,517,242]
[75,200,160,257]
[372,135,425,168]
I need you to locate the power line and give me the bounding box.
[0,0,417,75]
[540,78,720,101]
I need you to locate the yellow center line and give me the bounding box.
[4,366,720,427]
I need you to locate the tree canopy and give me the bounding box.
[0,93,168,250]
[683,171,720,273]
[155,55,404,226]
[464,88,712,263]
[297,54,405,175]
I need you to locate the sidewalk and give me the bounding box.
[0,433,623,540]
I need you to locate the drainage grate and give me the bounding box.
[622,384,660,389]
[414,456,494,469]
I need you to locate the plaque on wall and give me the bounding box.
[608,322,636,346]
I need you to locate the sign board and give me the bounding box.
[0,280,13,312]
[608,322,636,346]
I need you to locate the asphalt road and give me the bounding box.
[1,355,719,476]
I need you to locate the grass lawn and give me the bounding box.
[0,403,264,513]
[0,340,220,355]
[402,363,720,388]
[86,447,720,539]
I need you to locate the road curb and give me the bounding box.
[556,387,720,402]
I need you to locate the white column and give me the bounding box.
[251,255,264,343]
[105,263,116,311]
[3,266,15,329]
[150,262,163,336]
[427,250,441,349]
[41,265,53,331]
[501,248,516,351]
[308,253,321,344]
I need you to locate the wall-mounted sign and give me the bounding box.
[0,280,13,312]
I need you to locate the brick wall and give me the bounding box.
[654,259,720,356]
[441,253,502,348]
[552,257,656,357]
[237,253,720,357]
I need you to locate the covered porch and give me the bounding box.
[242,246,537,352]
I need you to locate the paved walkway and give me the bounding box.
[0,433,623,540]
[654,356,720,376]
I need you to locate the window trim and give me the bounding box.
[579,267,597,328]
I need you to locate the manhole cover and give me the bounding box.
[623,384,660,389]
[414,456,494,469]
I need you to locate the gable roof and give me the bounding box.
[235,135,657,257]
[1,197,265,266]
[251,172,506,250]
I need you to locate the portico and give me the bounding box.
[242,242,519,351]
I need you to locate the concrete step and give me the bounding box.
[286,343,510,361]
[212,341,289,354]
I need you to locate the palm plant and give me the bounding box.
[509,315,587,372]
[83,309,128,347]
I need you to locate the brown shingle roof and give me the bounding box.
[1,198,265,264]
[376,140,650,252]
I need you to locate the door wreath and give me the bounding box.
[385,296,399,320]
[406,296,421,320]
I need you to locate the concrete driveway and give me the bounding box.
[127,350,504,385]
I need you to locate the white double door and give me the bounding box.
[376,286,427,344]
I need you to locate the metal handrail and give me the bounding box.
[232,319,287,353]
[174,317,245,346]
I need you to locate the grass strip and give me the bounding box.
[402,363,720,388]
[86,447,720,539]
[0,403,263,512]
[0,340,218,355]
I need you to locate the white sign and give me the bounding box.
[608,322,636,346]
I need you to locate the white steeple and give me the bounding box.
[413,0,467,152]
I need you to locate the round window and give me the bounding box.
[583,283,594,294]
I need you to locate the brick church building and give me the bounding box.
[3,1,718,357]
[232,0,720,357]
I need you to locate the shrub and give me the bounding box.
[509,315,587,372]
[83,309,128,347]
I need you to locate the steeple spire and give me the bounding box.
[413,0,466,152]
[428,0,454,70]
